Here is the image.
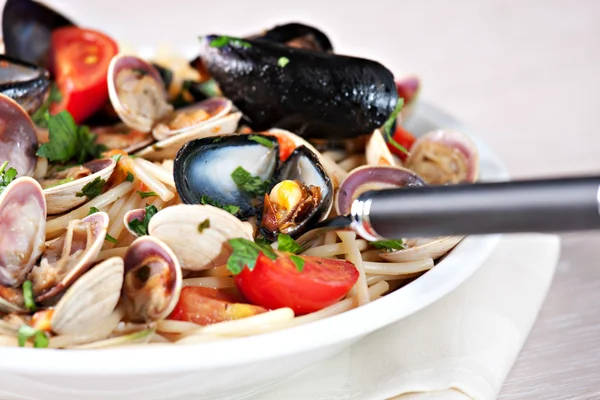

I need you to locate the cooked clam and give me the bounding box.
[41,158,117,215]
[93,124,154,154]
[0,55,50,115]
[0,93,38,177]
[122,236,182,322]
[29,211,109,302]
[405,130,479,185]
[0,177,46,287]
[378,236,463,263]
[148,204,254,271]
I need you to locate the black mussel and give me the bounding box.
[2,0,74,67]
[200,36,398,140]
[248,22,333,52]
[0,55,50,115]
[174,134,333,238]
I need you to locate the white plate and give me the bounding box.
[0,102,509,400]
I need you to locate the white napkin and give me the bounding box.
[242,234,561,400]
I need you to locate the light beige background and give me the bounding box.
[3,0,600,398]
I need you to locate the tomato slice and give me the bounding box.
[168,287,268,326]
[49,27,118,124]
[266,131,297,161]
[235,252,359,315]
[387,124,417,161]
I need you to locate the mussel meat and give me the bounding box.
[199,35,398,139]
[174,134,333,238]
[0,55,50,115]
[0,93,38,177]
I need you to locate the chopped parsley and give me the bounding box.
[88,207,100,215]
[36,110,107,164]
[31,84,62,128]
[22,280,35,312]
[105,234,118,244]
[137,191,157,199]
[111,153,123,163]
[125,172,135,182]
[209,35,252,49]
[226,238,277,275]
[0,161,17,195]
[277,234,303,254]
[290,255,305,271]
[76,177,106,199]
[371,239,406,252]
[17,325,48,348]
[200,195,240,215]
[231,166,271,198]
[278,57,290,68]
[198,219,210,233]
[381,98,408,155]
[127,205,158,236]
[248,135,275,148]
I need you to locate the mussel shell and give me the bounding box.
[2,0,74,67]
[0,93,39,177]
[200,35,398,139]
[0,55,50,115]
[249,22,333,52]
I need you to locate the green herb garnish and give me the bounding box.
[105,234,118,244]
[248,135,275,148]
[88,207,100,216]
[278,57,290,68]
[381,98,408,155]
[127,205,158,236]
[0,161,18,195]
[31,84,62,128]
[290,255,305,271]
[370,239,406,252]
[22,280,35,312]
[226,238,277,275]
[36,110,107,164]
[277,234,303,254]
[125,172,135,182]
[137,191,157,199]
[76,177,106,199]
[17,325,48,348]
[111,153,123,163]
[231,166,271,198]
[200,195,240,215]
[198,219,210,233]
[209,35,252,49]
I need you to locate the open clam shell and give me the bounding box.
[30,212,109,302]
[0,177,46,287]
[148,204,254,271]
[378,236,463,263]
[50,257,124,335]
[123,207,152,238]
[0,93,38,177]
[365,129,399,167]
[336,165,426,215]
[93,123,154,154]
[0,55,50,115]
[122,236,182,322]
[405,129,479,185]
[41,158,117,215]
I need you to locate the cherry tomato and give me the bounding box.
[235,252,359,315]
[267,131,297,161]
[387,124,417,161]
[168,287,267,326]
[49,27,118,124]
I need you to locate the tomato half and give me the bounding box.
[49,27,118,124]
[387,124,417,161]
[235,252,359,315]
[168,286,267,326]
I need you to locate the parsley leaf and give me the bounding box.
[209,35,252,49]
[137,191,157,199]
[105,234,118,244]
[198,219,210,233]
[277,234,303,254]
[127,205,158,236]
[278,57,290,68]
[382,98,408,155]
[231,166,271,198]
[226,238,277,275]
[88,207,100,216]
[371,239,406,252]
[248,135,275,148]
[31,84,61,128]
[76,177,106,199]
[200,194,240,215]
[17,325,49,348]
[125,172,135,182]
[36,110,107,164]
[22,280,35,312]
[0,161,18,195]
[290,255,305,271]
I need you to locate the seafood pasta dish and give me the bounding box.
[0,0,479,349]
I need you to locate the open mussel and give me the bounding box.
[199,35,397,139]
[0,93,38,177]
[0,55,50,115]
[174,134,333,239]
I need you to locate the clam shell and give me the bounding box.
[50,257,124,335]
[134,111,242,161]
[0,176,46,287]
[43,158,116,215]
[379,236,463,262]
[365,129,399,167]
[69,327,155,349]
[0,93,38,177]
[123,207,147,238]
[94,123,154,153]
[148,204,254,271]
[122,236,182,322]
